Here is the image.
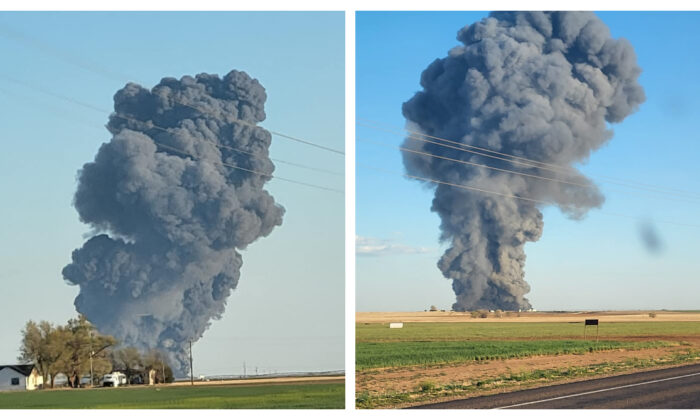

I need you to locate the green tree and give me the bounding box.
[18,321,70,388]
[54,316,116,388]
[113,347,143,383]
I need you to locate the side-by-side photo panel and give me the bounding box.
[0,11,344,409]
[356,10,700,409]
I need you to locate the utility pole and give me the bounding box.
[189,340,193,386]
[89,329,94,387]
[243,361,246,378]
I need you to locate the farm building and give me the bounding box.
[0,364,43,391]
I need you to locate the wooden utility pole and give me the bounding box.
[189,340,193,386]
[89,329,94,387]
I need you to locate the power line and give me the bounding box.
[359,117,562,171]
[0,23,135,82]
[179,100,344,156]
[0,74,108,113]
[0,74,343,177]
[358,136,700,205]
[0,24,343,156]
[112,113,344,177]
[357,137,594,190]
[357,117,700,201]
[155,141,343,194]
[358,162,700,229]
[0,82,342,195]
[359,163,549,205]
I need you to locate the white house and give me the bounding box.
[0,364,43,391]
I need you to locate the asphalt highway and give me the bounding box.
[411,363,700,409]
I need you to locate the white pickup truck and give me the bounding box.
[101,372,127,387]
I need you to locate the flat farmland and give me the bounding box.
[356,311,700,408]
[0,379,345,409]
[357,340,670,370]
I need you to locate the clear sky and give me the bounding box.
[356,11,700,312]
[0,12,344,376]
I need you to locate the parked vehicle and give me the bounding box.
[53,373,68,387]
[101,372,127,387]
[79,374,93,387]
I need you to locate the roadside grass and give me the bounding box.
[0,382,345,409]
[356,340,671,370]
[356,321,700,343]
[356,349,700,409]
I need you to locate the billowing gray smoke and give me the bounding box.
[402,12,644,311]
[63,70,284,374]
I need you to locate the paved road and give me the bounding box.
[411,363,700,409]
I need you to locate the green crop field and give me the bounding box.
[356,320,700,408]
[0,381,344,409]
[356,321,700,343]
[357,339,670,370]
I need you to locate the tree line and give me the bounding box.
[18,316,173,388]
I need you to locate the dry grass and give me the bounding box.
[355,310,700,408]
[357,310,700,324]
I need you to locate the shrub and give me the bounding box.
[649,312,657,318]
[418,381,436,392]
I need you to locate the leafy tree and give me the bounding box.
[18,321,49,386]
[39,315,116,388]
[112,347,143,382]
[52,316,116,388]
[18,321,70,388]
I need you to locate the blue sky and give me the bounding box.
[356,11,700,312]
[0,12,344,375]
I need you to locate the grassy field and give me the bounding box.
[356,317,700,408]
[356,339,670,370]
[356,321,700,343]
[356,349,700,409]
[0,381,345,409]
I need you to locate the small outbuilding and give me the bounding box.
[0,364,43,391]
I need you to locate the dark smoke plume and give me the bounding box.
[402,12,644,311]
[63,71,284,374]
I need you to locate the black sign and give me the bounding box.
[585,319,599,326]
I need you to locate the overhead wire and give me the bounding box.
[175,100,344,155]
[357,117,700,200]
[357,163,700,229]
[154,141,344,194]
[0,79,343,194]
[0,74,342,177]
[357,136,595,189]
[357,136,700,205]
[0,22,344,156]
[111,112,343,177]
[358,162,549,205]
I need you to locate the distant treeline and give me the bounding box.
[19,316,173,388]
